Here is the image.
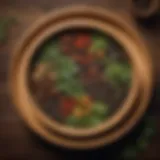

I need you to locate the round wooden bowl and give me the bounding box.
[130,0,159,19]
[9,6,153,149]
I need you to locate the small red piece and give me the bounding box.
[81,55,93,64]
[60,97,76,117]
[74,34,91,49]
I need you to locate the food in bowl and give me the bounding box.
[29,29,131,128]
[10,6,153,149]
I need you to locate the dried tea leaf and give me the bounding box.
[56,78,85,97]
[92,102,108,118]
[105,62,131,87]
[66,115,79,126]
[86,116,102,127]
[40,43,61,62]
[90,34,108,53]
[66,114,103,128]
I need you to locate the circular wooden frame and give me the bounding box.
[19,20,139,137]
[9,6,153,149]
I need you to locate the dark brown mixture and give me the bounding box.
[29,29,131,128]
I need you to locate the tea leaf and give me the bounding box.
[121,116,156,159]
[92,102,108,118]
[66,115,79,126]
[90,34,108,53]
[40,43,61,62]
[86,116,102,127]
[40,43,85,97]
[66,115,103,128]
[105,62,131,87]
[56,79,85,97]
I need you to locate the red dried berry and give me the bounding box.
[60,97,76,117]
[74,35,91,49]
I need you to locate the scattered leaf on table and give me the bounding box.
[137,138,149,151]
[122,147,137,160]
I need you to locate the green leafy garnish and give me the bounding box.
[56,78,85,97]
[105,62,131,87]
[55,57,85,97]
[66,102,108,128]
[66,115,80,126]
[66,115,103,128]
[39,43,86,97]
[92,102,108,118]
[40,43,61,62]
[137,138,149,151]
[90,34,108,53]
[122,116,156,159]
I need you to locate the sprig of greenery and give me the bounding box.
[40,43,61,62]
[66,102,109,128]
[122,116,156,160]
[40,43,85,97]
[90,34,108,53]
[105,62,131,87]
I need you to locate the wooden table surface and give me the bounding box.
[0,0,160,159]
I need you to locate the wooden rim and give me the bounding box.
[18,19,139,137]
[9,5,153,149]
[12,11,138,137]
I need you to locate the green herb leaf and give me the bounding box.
[53,55,85,97]
[66,115,79,126]
[40,43,85,97]
[105,62,131,87]
[87,116,102,127]
[56,79,84,97]
[40,43,61,62]
[66,115,103,128]
[92,102,108,118]
[90,34,108,53]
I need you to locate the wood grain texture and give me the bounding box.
[0,0,160,159]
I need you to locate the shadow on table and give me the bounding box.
[136,13,160,29]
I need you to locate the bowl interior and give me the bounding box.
[28,28,132,129]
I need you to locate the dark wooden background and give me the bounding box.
[0,0,160,159]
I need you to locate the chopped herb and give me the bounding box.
[105,62,131,87]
